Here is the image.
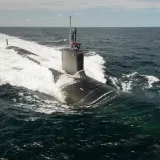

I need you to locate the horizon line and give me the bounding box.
[0,26,160,28]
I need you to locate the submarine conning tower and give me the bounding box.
[62,16,84,75]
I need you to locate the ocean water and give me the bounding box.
[0,27,160,160]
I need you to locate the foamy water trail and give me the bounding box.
[0,33,106,106]
[106,72,159,93]
[120,72,159,92]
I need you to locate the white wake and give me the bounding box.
[0,33,106,113]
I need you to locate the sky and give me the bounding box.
[0,0,160,27]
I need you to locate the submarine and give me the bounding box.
[6,17,120,105]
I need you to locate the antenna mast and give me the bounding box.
[69,16,72,49]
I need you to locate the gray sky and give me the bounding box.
[0,0,160,27]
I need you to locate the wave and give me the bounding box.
[0,84,74,115]
[123,72,159,90]
[107,72,159,92]
[0,32,159,115]
[0,33,106,104]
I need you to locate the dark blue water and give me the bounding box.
[0,27,160,160]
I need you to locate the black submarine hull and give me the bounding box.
[6,46,120,105]
[6,46,40,65]
[62,79,119,105]
[50,68,120,105]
